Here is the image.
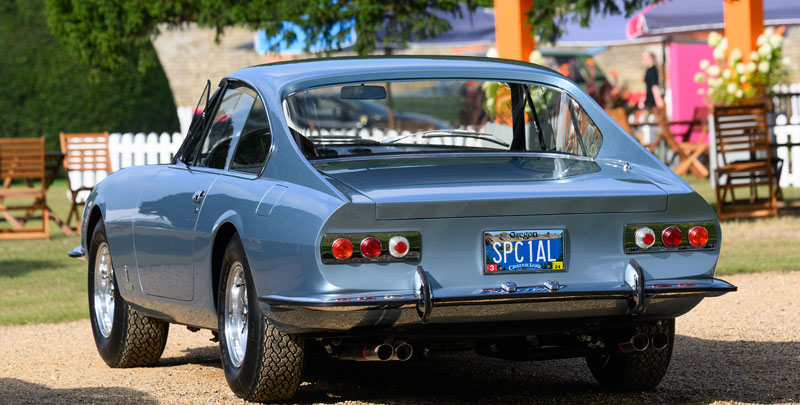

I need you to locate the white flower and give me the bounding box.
[765,27,775,37]
[748,61,757,72]
[758,60,770,73]
[757,34,767,46]
[708,88,715,95]
[485,47,498,58]
[529,50,544,64]
[719,38,728,51]
[694,72,706,83]
[769,34,783,49]
[735,63,746,74]
[750,51,760,61]
[759,44,773,59]
[707,65,721,77]
[740,75,748,83]
[722,69,732,79]
[730,48,742,62]
[713,47,725,61]
[735,89,744,99]
[699,59,710,70]
[783,56,792,66]
[708,31,723,47]
[727,83,738,94]
[697,88,705,95]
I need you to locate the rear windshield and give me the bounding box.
[282,80,602,160]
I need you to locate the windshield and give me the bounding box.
[283,79,602,160]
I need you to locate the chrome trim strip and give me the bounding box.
[260,278,736,311]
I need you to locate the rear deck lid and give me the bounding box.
[316,155,667,219]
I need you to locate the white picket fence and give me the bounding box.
[69,132,184,202]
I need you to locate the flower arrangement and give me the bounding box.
[694,28,791,105]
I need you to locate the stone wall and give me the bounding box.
[151,23,274,107]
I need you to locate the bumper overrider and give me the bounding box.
[260,260,737,334]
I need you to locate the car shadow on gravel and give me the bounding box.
[148,335,798,404]
[0,378,157,404]
[289,336,799,404]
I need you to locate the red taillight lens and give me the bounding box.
[331,238,353,260]
[688,226,709,247]
[360,237,382,258]
[661,226,682,248]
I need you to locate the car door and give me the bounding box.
[133,81,258,301]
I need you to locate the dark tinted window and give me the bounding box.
[195,85,257,169]
[230,97,271,174]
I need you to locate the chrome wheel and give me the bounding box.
[93,242,115,338]
[224,262,248,368]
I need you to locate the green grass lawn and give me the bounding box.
[0,179,85,325]
[1,176,799,326]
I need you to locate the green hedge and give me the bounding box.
[0,0,179,151]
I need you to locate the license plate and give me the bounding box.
[483,229,566,274]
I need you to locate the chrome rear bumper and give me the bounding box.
[260,260,736,334]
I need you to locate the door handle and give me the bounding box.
[192,190,206,204]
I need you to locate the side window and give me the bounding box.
[230,97,271,174]
[195,85,257,169]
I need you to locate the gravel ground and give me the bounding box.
[1,270,798,405]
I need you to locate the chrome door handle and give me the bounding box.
[192,190,206,204]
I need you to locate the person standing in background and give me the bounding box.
[642,51,664,110]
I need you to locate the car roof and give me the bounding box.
[229,55,570,98]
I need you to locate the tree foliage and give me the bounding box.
[1,0,179,149]
[45,0,657,73]
[527,0,660,45]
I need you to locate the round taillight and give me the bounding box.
[360,237,382,258]
[388,236,410,258]
[661,226,683,248]
[331,238,353,260]
[634,227,656,249]
[688,226,709,247]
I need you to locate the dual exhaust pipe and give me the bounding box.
[618,332,669,353]
[332,341,413,361]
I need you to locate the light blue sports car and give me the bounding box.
[70,56,736,402]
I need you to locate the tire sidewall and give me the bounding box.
[88,220,128,366]
[218,234,264,398]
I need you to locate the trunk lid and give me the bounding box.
[316,156,667,219]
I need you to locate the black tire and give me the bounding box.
[88,219,169,367]
[218,234,304,403]
[586,319,675,392]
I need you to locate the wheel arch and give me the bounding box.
[85,204,104,242]
[210,218,241,314]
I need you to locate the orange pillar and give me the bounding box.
[494,0,535,61]
[723,0,764,60]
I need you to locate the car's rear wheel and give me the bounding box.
[586,319,675,391]
[218,234,304,402]
[88,219,169,367]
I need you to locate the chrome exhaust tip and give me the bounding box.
[618,333,649,353]
[650,332,669,351]
[370,343,395,361]
[392,342,413,361]
[331,343,394,361]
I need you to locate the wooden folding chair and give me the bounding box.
[651,108,709,178]
[605,108,645,144]
[0,137,49,240]
[60,132,112,231]
[712,103,779,219]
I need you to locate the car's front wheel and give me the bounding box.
[218,234,304,402]
[88,219,169,367]
[586,319,675,391]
